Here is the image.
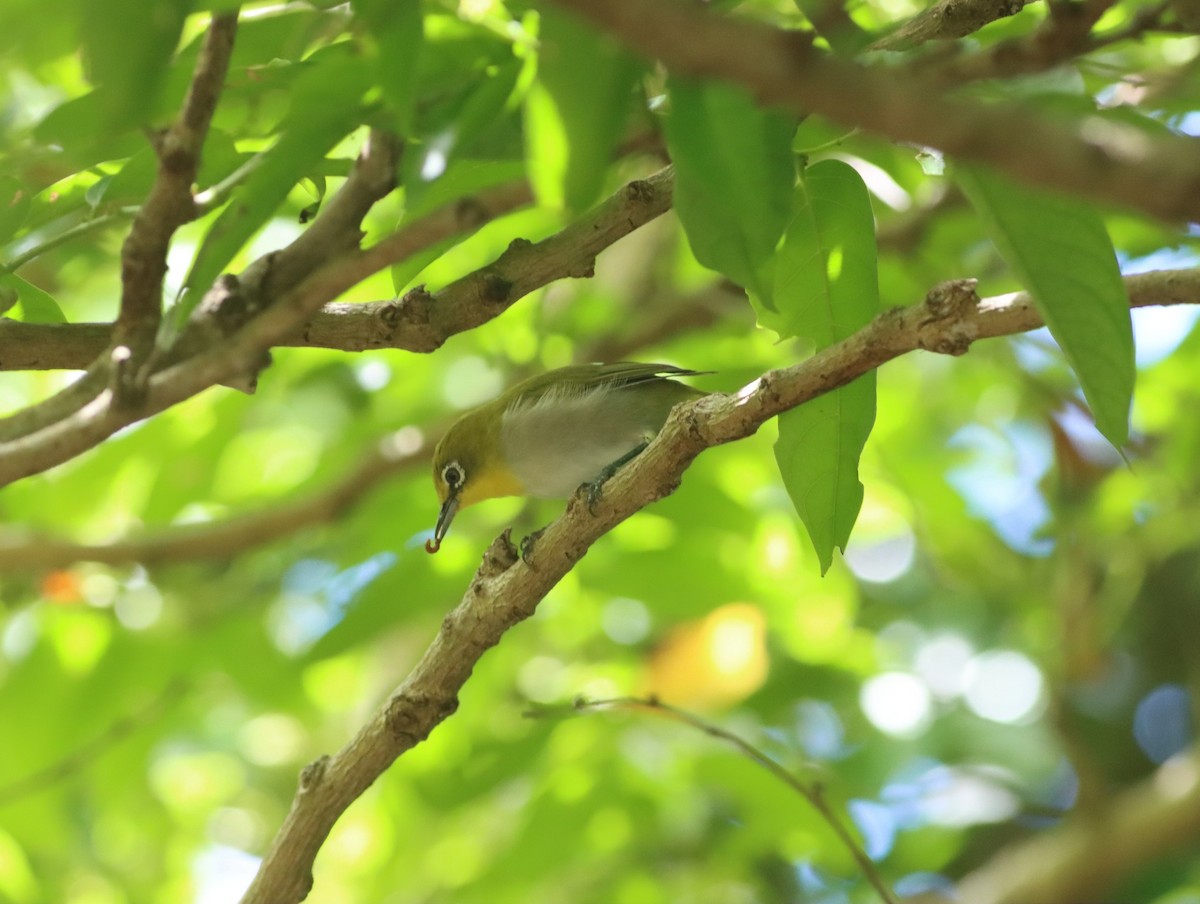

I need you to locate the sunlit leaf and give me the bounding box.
[525,7,640,210]
[957,163,1133,447]
[771,160,879,574]
[664,77,796,308]
[0,273,67,323]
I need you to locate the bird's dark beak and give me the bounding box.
[426,491,460,554]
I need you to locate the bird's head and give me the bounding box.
[427,409,523,553]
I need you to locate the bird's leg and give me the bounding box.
[582,441,649,514]
[520,526,547,565]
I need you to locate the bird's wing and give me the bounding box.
[509,363,707,406]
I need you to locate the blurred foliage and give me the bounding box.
[1,1,1200,903]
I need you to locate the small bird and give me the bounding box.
[426,362,708,553]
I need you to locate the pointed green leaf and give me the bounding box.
[957,164,1133,447]
[0,274,67,323]
[770,160,879,574]
[664,78,795,307]
[526,7,640,211]
[777,377,875,574]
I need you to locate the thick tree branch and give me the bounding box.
[548,0,1200,224]
[237,267,1200,904]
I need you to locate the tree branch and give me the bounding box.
[0,14,239,442]
[0,166,675,486]
[944,744,1200,904]
[548,0,1200,224]
[115,12,238,363]
[291,166,673,353]
[0,271,727,572]
[0,180,533,487]
[871,0,1032,51]
[237,267,1200,904]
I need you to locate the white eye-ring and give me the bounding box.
[442,462,465,489]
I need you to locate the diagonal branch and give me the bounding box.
[870,0,1032,51]
[569,696,896,904]
[236,267,1200,904]
[945,743,1200,904]
[547,0,1200,224]
[295,166,674,353]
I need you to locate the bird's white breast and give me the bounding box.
[500,384,656,498]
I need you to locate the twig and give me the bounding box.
[114,12,238,360]
[566,695,897,904]
[548,0,1200,224]
[0,678,187,808]
[1,206,140,274]
[927,0,1177,82]
[236,268,1200,904]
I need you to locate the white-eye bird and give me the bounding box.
[426,362,707,553]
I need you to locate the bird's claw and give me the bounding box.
[584,479,604,515]
[519,527,546,565]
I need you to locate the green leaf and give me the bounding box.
[525,7,640,211]
[0,177,32,247]
[176,56,371,322]
[759,159,880,342]
[664,78,796,307]
[81,0,193,133]
[404,58,523,211]
[770,159,880,574]
[0,274,67,323]
[353,0,423,133]
[957,164,1133,447]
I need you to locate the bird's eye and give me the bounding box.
[442,462,465,489]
